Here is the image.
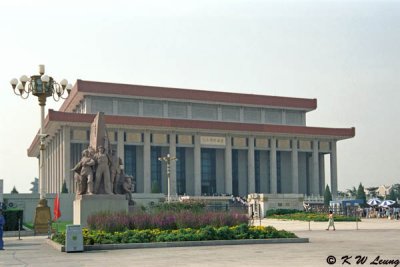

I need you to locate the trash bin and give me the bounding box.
[65,225,83,252]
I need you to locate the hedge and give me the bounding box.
[52,224,297,245]
[3,209,23,231]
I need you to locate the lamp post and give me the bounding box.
[158,153,177,203]
[10,65,72,203]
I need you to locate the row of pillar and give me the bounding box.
[137,134,338,197]
[44,130,338,198]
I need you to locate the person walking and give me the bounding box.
[0,210,5,250]
[326,210,336,231]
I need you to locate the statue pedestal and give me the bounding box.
[73,194,128,227]
[34,198,51,235]
[34,206,51,234]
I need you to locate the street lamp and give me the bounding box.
[10,65,72,203]
[158,153,177,203]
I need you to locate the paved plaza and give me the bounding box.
[1,218,399,267]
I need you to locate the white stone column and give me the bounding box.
[169,133,177,196]
[194,135,201,196]
[50,140,53,193]
[270,138,277,193]
[330,141,338,198]
[62,126,71,193]
[247,137,255,193]
[56,132,60,193]
[143,132,151,193]
[312,140,320,195]
[319,154,325,194]
[224,136,232,195]
[291,139,299,193]
[59,128,63,192]
[48,140,51,193]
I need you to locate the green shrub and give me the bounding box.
[52,224,298,245]
[3,209,23,231]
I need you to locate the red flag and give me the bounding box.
[53,194,61,221]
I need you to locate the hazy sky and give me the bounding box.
[1,0,399,194]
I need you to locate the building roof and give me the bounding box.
[59,80,317,112]
[27,110,355,157]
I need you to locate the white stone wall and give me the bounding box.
[2,193,75,223]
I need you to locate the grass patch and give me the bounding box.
[52,221,72,232]
[24,221,72,232]
[24,222,34,230]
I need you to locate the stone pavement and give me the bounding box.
[1,218,399,267]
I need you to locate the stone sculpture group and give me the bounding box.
[71,112,134,205]
[72,145,135,205]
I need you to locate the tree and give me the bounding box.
[324,185,332,207]
[387,184,400,201]
[11,186,19,194]
[61,180,68,193]
[387,189,397,201]
[356,183,367,205]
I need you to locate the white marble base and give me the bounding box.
[73,194,128,227]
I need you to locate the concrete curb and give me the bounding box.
[47,237,309,252]
[46,239,65,252]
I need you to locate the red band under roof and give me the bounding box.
[27,110,355,156]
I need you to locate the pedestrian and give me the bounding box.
[326,210,336,231]
[0,209,5,250]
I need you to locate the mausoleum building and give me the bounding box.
[27,80,355,198]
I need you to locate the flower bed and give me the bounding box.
[87,211,249,232]
[52,224,297,245]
